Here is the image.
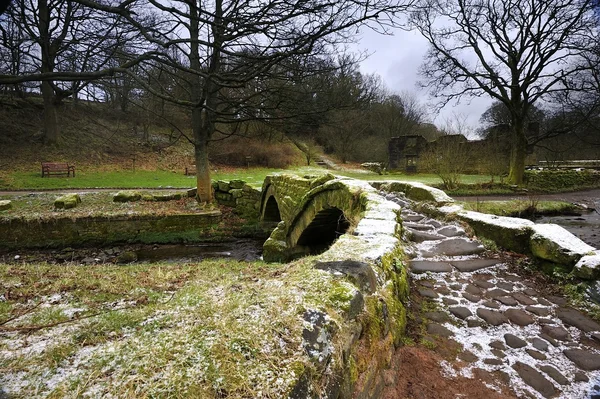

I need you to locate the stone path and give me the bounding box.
[384,193,600,399]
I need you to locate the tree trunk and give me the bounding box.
[507,120,527,185]
[41,80,59,144]
[193,109,213,202]
[39,0,59,144]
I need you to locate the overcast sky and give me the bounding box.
[355,27,493,132]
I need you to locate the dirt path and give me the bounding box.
[0,187,189,196]
[380,194,600,399]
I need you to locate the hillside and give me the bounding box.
[0,96,304,176]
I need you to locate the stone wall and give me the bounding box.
[0,212,221,249]
[419,202,599,279]
[212,179,262,221]
[259,174,410,398]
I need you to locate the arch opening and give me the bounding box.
[263,196,281,225]
[296,208,350,256]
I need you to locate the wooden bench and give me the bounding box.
[41,162,75,178]
[184,165,196,175]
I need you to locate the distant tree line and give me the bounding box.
[1,0,599,200]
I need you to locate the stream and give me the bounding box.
[454,189,600,249]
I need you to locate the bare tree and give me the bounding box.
[410,0,600,185]
[116,0,407,202]
[419,115,473,189]
[0,0,147,143]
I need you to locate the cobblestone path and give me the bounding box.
[386,193,600,399]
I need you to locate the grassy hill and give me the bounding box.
[0,96,304,179]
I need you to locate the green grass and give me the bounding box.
[0,170,198,190]
[0,165,494,191]
[461,199,579,217]
[0,192,213,221]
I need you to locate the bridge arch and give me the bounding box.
[295,207,350,256]
[262,195,281,225]
[261,176,365,261]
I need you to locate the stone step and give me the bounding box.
[449,258,500,272]
[403,221,435,231]
[418,237,486,258]
[407,229,447,243]
[409,260,453,273]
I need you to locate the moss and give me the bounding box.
[113,191,142,202]
[362,296,385,344]
[0,213,222,249]
[348,354,359,384]
[0,200,11,211]
[54,194,81,209]
[328,284,355,313]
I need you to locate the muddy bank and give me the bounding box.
[0,238,265,264]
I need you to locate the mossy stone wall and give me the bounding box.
[0,212,221,249]
[261,175,410,398]
[212,179,262,221]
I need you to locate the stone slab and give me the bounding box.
[449,306,472,320]
[450,259,500,272]
[477,308,508,326]
[410,260,453,273]
[505,309,535,326]
[530,223,595,266]
[556,308,600,333]
[419,237,485,258]
[563,349,600,370]
[512,361,558,398]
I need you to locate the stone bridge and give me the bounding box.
[260,174,365,262]
[259,174,454,262]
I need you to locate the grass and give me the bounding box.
[0,165,494,191]
[0,192,215,221]
[0,170,198,190]
[461,199,579,218]
[0,257,355,398]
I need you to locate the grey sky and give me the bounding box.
[356,27,493,131]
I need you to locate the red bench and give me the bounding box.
[41,162,75,178]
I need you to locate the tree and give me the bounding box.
[479,101,545,130]
[420,116,473,189]
[372,91,427,138]
[0,0,146,143]
[410,0,600,184]
[119,0,405,202]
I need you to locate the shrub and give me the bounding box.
[525,169,600,192]
[210,136,303,168]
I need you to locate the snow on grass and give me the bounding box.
[0,258,351,398]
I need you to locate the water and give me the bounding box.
[536,211,600,249]
[135,239,264,262]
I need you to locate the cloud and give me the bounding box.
[355,27,492,129]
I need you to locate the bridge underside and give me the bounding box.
[260,175,365,262]
[296,207,350,257]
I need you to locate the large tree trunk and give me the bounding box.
[507,120,527,185]
[38,0,59,144]
[193,108,213,202]
[41,80,59,144]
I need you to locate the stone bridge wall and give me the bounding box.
[256,174,410,398]
[260,174,367,262]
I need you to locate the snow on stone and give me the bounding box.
[460,210,535,229]
[530,224,596,255]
